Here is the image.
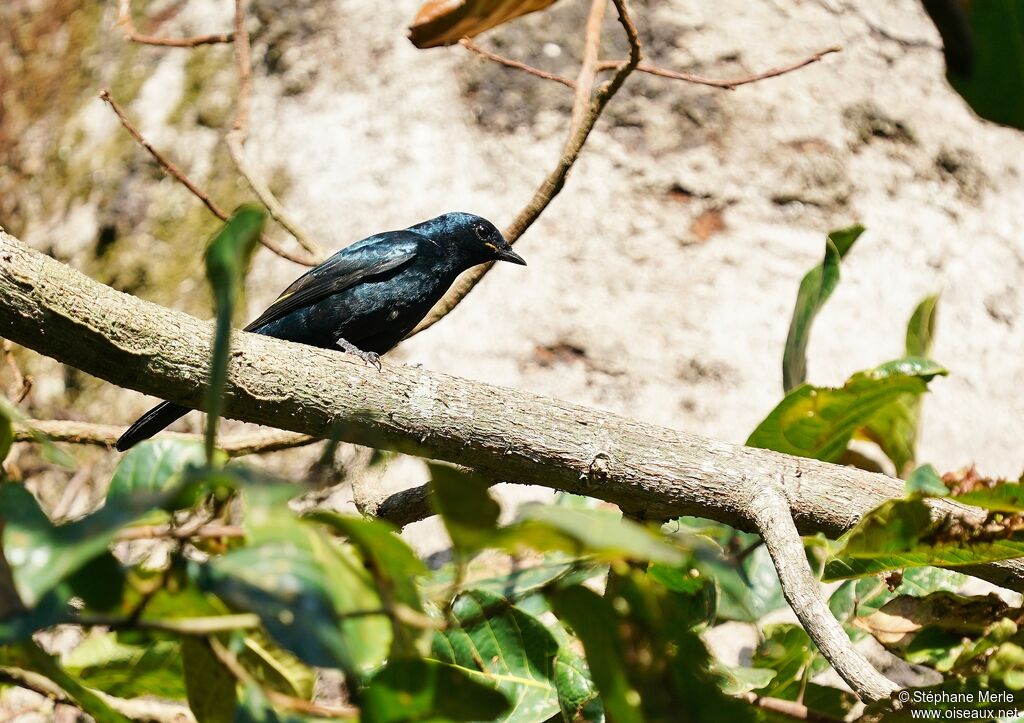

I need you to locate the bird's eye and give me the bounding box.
[473,224,489,241]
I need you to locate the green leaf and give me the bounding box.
[955,483,1024,513]
[182,637,237,723]
[711,662,776,696]
[548,585,643,723]
[363,658,510,722]
[923,0,1024,130]
[906,294,940,358]
[65,634,186,701]
[752,624,819,699]
[860,296,942,476]
[107,439,206,501]
[853,566,967,618]
[0,400,12,466]
[195,542,359,672]
[748,358,947,462]
[427,462,500,554]
[0,484,164,607]
[906,464,948,498]
[309,511,429,656]
[237,630,315,701]
[432,588,562,722]
[19,640,130,723]
[824,498,1024,579]
[514,505,685,566]
[553,646,603,723]
[238,485,391,673]
[782,225,864,392]
[203,205,265,461]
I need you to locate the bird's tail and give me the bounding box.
[115,401,190,452]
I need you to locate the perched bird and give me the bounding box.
[115,212,525,451]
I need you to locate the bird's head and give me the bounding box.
[419,212,526,267]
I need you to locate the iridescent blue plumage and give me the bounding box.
[115,212,524,451]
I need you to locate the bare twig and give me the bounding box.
[117,522,245,541]
[231,0,253,139]
[225,132,325,261]
[15,418,317,457]
[459,37,576,88]
[596,46,842,90]
[749,481,898,703]
[116,0,233,48]
[410,0,642,335]
[99,89,316,266]
[0,665,194,723]
[741,692,843,722]
[567,0,608,144]
[79,612,260,634]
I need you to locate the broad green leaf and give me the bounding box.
[782,225,864,392]
[182,637,236,723]
[647,563,716,629]
[923,0,1024,129]
[203,205,265,461]
[514,505,685,566]
[195,543,359,672]
[748,358,947,462]
[554,646,603,723]
[107,439,206,500]
[711,662,776,696]
[424,556,601,608]
[239,486,391,672]
[548,585,642,723]
[65,634,186,700]
[309,511,429,656]
[825,498,1024,579]
[0,484,164,607]
[906,464,948,497]
[955,483,1024,513]
[861,296,942,476]
[363,658,510,722]
[19,641,130,723]
[428,462,499,554]
[432,588,562,722]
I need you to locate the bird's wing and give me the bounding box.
[244,233,421,331]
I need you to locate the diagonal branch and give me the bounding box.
[459,37,576,89]
[99,89,317,266]
[410,0,642,336]
[750,481,898,703]
[4,227,1024,599]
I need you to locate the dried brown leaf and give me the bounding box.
[409,0,561,48]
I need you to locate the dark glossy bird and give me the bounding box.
[115,212,525,451]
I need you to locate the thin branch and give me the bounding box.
[741,692,843,722]
[232,0,252,139]
[117,522,245,541]
[567,0,608,145]
[0,665,194,723]
[225,132,325,261]
[409,0,642,336]
[596,46,842,90]
[15,418,317,457]
[99,89,316,266]
[8,228,1024,597]
[748,481,898,703]
[459,37,576,88]
[116,0,233,48]
[79,612,260,634]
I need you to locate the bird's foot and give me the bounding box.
[337,339,382,371]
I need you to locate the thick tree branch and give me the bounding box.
[2,228,1024,595]
[750,481,898,703]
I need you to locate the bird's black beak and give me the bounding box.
[496,246,527,266]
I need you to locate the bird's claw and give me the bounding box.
[358,350,382,371]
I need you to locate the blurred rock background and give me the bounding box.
[2,0,1023,555]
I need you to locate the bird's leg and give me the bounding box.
[336,337,382,371]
